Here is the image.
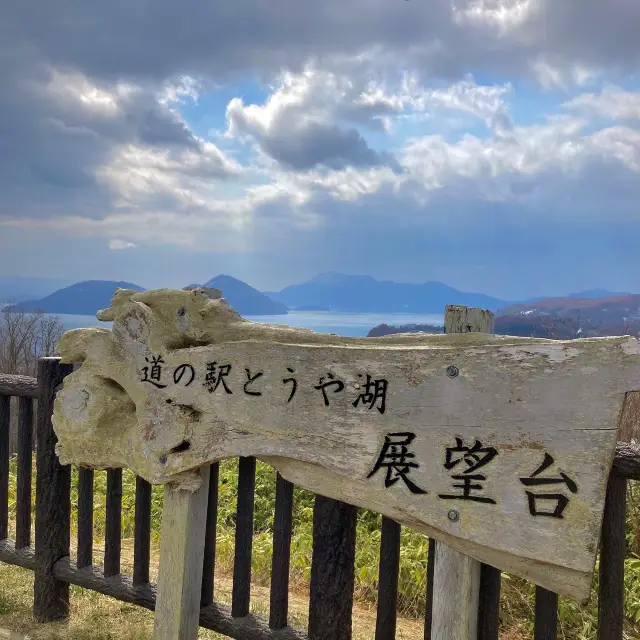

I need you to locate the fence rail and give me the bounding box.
[0,362,639,640]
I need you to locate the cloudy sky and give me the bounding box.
[1,0,639,299]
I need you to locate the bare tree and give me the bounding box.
[0,305,65,454]
[0,304,65,375]
[35,313,65,358]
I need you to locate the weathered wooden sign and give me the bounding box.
[51,286,640,604]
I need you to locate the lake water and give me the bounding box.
[51,310,444,337]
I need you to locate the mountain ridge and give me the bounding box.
[267,272,509,313]
[10,280,145,315]
[199,274,287,315]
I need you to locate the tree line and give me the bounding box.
[0,305,64,377]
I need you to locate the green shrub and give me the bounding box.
[7,457,640,638]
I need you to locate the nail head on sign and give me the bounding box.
[446,365,459,378]
[448,509,460,522]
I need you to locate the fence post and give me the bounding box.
[598,473,627,640]
[154,466,211,640]
[308,494,357,640]
[430,306,494,640]
[34,357,74,622]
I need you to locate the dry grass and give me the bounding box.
[0,537,429,640]
[0,538,533,640]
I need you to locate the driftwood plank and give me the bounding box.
[51,287,640,600]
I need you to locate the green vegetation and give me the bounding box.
[5,457,640,639]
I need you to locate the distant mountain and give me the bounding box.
[497,294,640,337]
[268,272,508,313]
[200,275,287,315]
[11,280,145,315]
[521,288,632,304]
[567,288,631,299]
[368,292,640,339]
[0,276,74,303]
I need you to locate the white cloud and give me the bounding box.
[225,65,513,171]
[453,0,540,33]
[565,85,640,121]
[109,239,137,250]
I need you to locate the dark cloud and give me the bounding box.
[0,61,236,219]
[4,1,640,83]
[263,121,390,170]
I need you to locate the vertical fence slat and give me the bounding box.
[0,395,9,541]
[534,586,558,640]
[133,476,151,586]
[424,538,436,640]
[77,468,94,569]
[477,565,501,640]
[598,473,627,640]
[104,467,122,577]
[308,495,357,640]
[34,357,73,622]
[201,462,219,607]
[375,517,401,640]
[16,397,33,549]
[269,472,294,630]
[232,456,256,618]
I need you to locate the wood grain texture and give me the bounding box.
[201,462,219,607]
[233,456,256,618]
[270,472,294,630]
[0,373,38,398]
[598,474,627,640]
[477,564,501,640]
[153,465,210,640]
[375,517,401,640]
[52,555,308,639]
[77,468,94,569]
[618,390,640,442]
[534,587,558,640]
[308,495,357,640]
[0,539,36,570]
[612,441,640,479]
[134,476,152,586]
[431,543,481,639]
[431,305,488,640]
[104,468,122,577]
[51,287,640,600]
[34,357,73,622]
[424,538,436,640]
[444,305,494,334]
[16,397,33,549]
[0,395,9,540]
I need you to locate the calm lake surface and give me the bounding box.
[51,310,444,338]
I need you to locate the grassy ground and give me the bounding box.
[1,459,640,639]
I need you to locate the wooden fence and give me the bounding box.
[0,358,639,639]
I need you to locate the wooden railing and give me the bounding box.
[0,359,639,639]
